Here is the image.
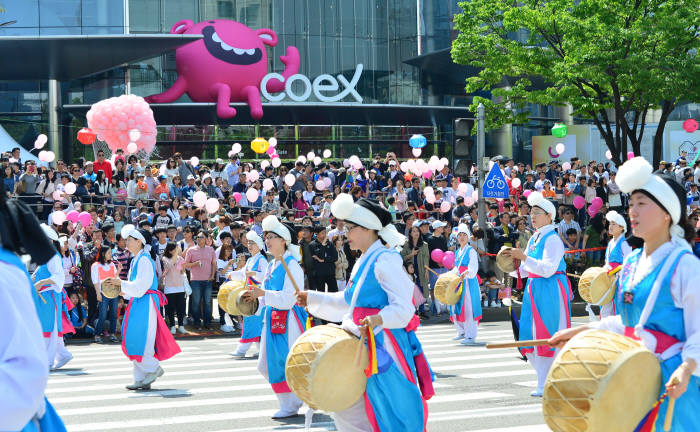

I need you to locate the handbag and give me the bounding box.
[182,274,192,296]
[270,310,288,334]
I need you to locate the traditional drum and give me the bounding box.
[496,246,518,273]
[224,283,248,316]
[577,267,616,305]
[434,272,463,305]
[235,289,259,317]
[217,281,243,315]
[543,329,661,432]
[286,325,368,412]
[101,280,121,299]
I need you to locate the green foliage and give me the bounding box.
[452,0,700,165]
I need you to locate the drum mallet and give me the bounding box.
[279,256,301,294]
[486,339,551,349]
[424,266,439,277]
[664,377,680,431]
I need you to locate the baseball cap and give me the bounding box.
[431,220,447,230]
[187,174,195,180]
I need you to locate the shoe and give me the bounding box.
[460,338,476,345]
[230,351,246,358]
[530,390,543,397]
[142,366,164,386]
[109,335,119,343]
[483,301,488,307]
[125,381,151,390]
[220,325,235,333]
[52,353,73,370]
[170,325,176,334]
[177,326,187,334]
[452,334,465,341]
[272,409,299,419]
[203,325,212,331]
[94,335,102,344]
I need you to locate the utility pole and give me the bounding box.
[477,103,486,230]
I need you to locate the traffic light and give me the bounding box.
[455,118,475,137]
[454,118,475,177]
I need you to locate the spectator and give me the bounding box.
[401,225,429,315]
[184,231,217,329]
[558,208,581,250]
[309,226,338,292]
[93,150,113,181]
[91,244,119,343]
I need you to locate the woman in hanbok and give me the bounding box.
[600,210,632,318]
[103,225,181,390]
[297,194,433,432]
[450,223,482,345]
[550,157,699,431]
[502,192,572,397]
[33,224,70,370]
[228,231,268,358]
[242,216,307,419]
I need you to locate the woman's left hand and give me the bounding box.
[360,314,383,330]
[505,248,527,261]
[666,360,697,399]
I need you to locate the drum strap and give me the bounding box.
[346,248,388,334]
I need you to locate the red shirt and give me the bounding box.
[93,160,113,181]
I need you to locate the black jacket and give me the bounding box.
[309,239,338,277]
[493,223,518,249]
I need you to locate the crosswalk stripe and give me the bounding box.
[431,360,525,372]
[460,369,536,379]
[426,353,525,363]
[51,357,253,375]
[54,351,227,368]
[47,366,261,385]
[46,375,269,394]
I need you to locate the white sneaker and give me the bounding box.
[220,325,235,333]
[170,326,176,334]
[177,326,187,334]
[52,353,73,370]
[530,390,543,397]
[272,409,299,419]
[142,366,164,386]
[230,351,246,358]
[483,301,488,307]
[460,338,476,345]
[452,334,465,341]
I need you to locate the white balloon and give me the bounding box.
[605,150,613,160]
[52,211,66,225]
[190,156,199,167]
[262,178,274,191]
[272,157,282,168]
[128,129,141,142]
[440,157,449,167]
[313,156,322,166]
[260,160,270,169]
[205,198,220,214]
[322,149,332,158]
[193,191,207,208]
[555,143,565,154]
[297,156,307,164]
[232,143,242,154]
[34,139,45,149]
[245,188,259,203]
[268,137,277,147]
[247,170,260,182]
[511,178,521,188]
[285,173,296,186]
[64,182,77,195]
[38,151,48,162]
[307,152,315,160]
[45,151,55,163]
[412,148,422,158]
[127,142,138,154]
[424,186,434,196]
[36,134,48,145]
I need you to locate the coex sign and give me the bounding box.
[260,64,363,103]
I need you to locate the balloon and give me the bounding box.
[422,170,433,180]
[409,134,427,149]
[128,129,141,141]
[315,180,326,190]
[231,143,242,154]
[64,182,77,195]
[271,157,282,168]
[555,143,565,154]
[592,197,603,209]
[511,178,521,188]
[573,196,585,209]
[66,210,79,223]
[523,189,532,198]
[682,119,699,133]
[34,138,45,149]
[426,194,436,204]
[323,177,332,188]
[245,188,259,203]
[307,152,315,161]
[561,162,571,171]
[430,249,445,263]
[76,128,96,145]
[86,95,156,153]
[285,174,296,186]
[78,212,92,227]
[313,156,322,166]
[605,150,613,160]
[35,134,48,146]
[441,252,455,270]
[260,160,270,169]
[43,151,55,163]
[52,191,63,201]
[298,156,307,164]
[268,137,277,147]
[265,146,276,155]
[233,192,242,203]
[127,142,138,154]
[251,137,269,154]
[424,186,434,196]
[343,159,350,168]
[190,156,199,167]
[587,206,598,218]
[322,149,331,158]
[627,151,635,160]
[412,148,422,157]
[465,197,474,206]
[193,191,207,208]
[551,123,568,138]
[440,201,451,213]
[262,179,274,191]
[440,157,449,167]
[52,210,66,225]
[404,174,413,182]
[205,198,220,214]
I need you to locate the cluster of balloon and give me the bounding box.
[398,155,449,181]
[551,123,568,138]
[56,210,92,227]
[86,94,157,154]
[683,118,698,133]
[409,134,427,157]
[430,249,456,270]
[34,134,47,149]
[192,191,220,214]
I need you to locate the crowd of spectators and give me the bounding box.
[2,144,699,337]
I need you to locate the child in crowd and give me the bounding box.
[482,271,504,308]
[387,196,397,222]
[564,228,582,261]
[67,292,95,338]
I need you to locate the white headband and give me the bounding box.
[331,194,405,248]
[121,224,146,246]
[246,230,265,251]
[455,223,471,236]
[40,223,59,242]
[261,215,301,260]
[605,210,627,233]
[527,191,556,219]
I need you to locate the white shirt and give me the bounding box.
[0,261,50,430]
[513,224,565,278]
[605,235,632,266]
[228,252,269,283]
[592,242,700,377]
[259,251,304,311]
[451,244,479,279]
[32,254,65,293]
[121,250,155,300]
[307,240,415,334]
[91,262,117,294]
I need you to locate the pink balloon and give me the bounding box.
[66,210,79,223]
[271,158,282,168]
[430,249,445,263]
[193,191,207,208]
[245,188,259,203]
[64,182,76,195]
[52,191,63,201]
[573,196,586,209]
[233,192,242,203]
[266,146,276,155]
[587,206,598,218]
[561,162,571,171]
[315,180,326,190]
[627,151,635,160]
[682,118,698,133]
[592,197,603,209]
[247,170,259,182]
[511,178,521,188]
[205,198,220,214]
[555,143,565,154]
[262,179,274,191]
[442,252,455,270]
[52,210,66,225]
[426,194,436,204]
[323,177,332,188]
[78,212,92,227]
[465,197,474,206]
[422,170,433,180]
[440,201,451,213]
[285,174,296,187]
[523,190,532,198]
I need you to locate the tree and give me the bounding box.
[451,0,700,166]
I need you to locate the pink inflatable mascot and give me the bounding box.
[145,19,300,119]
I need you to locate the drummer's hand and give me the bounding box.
[548,327,583,349]
[666,359,697,399]
[245,271,256,279]
[296,291,309,307]
[360,314,383,331]
[506,248,527,261]
[96,293,102,302]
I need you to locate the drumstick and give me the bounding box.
[424,266,439,276]
[278,256,300,294]
[37,291,47,304]
[486,339,551,349]
[664,377,680,431]
[354,327,366,366]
